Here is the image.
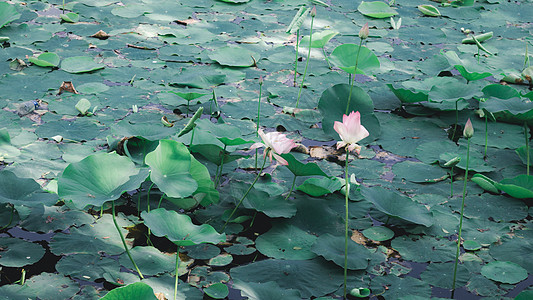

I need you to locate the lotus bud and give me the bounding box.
[259,75,263,85]
[310,6,316,17]
[463,118,474,138]
[359,22,369,40]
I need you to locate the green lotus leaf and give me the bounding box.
[358,1,398,18]
[60,12,79,23]
[0,237,45,267]
[0,170,57,206]
[204,283,229,299]
[145,139,197,199]
[58,152,148,208]
[61,56,104,74]
[297,177,342,197]
[318,83,380,142]
[494,174,533,199]
[361,186,433,227]
[418,5,440,17]
[300,30,339,49]
[362,226,394,241]
[0,2,20,29]
[310,233,369,269]
[101,282,157,300]
[481,261,528,284]
[281,153,328,177]
[208,46,259,67]
[329,44,380,75]
[142,208,226,246]
[256,223,318,260]
[28,52,60,67]
[233,279,301,300]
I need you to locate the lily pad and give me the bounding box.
[208,46,259,67]
[362,226,394,241]
[297,177,342,197]
[0,170,57,206]
[358,1,398,18]
[310,233,369,269]
[481,261,528,284]
[255,223,318,260]
[0,237,45,267]
[61,56,104,74]
[204,283,229,299]
[233,279,301,300]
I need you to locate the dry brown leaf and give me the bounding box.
[58,81,79,95]
[90,30,110,40]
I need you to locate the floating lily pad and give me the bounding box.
[256,223,317,260]
[481,261,528,284]
[233,279,301,300]
[362,226,394,241]
[0,237,45,267]
[208,46,259,67]
[311,233,369,269]
[358,1,398,18]
[204,283,229,299]
[0,170,57,207]
[61,56,104,73]
[60,12,79,23]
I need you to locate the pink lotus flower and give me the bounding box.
[251,129,296,165]
[334,111,369,154]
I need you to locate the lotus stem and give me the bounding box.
[343,148,350,299]
[450,166,454,198]
[451,100,459,141]
[294,29,300,87]
[284,175,298,201]
[484,115,488,159]
[146,182,155,213]
[222,154,268,231]
[525,122,530,176]
[174,250,181,300]
[322,47,332,69]
[215,145,227,188]
[346,39,364,114]
[451,137,470,296]
[256,79,263,170]
[112,201,144,279]
[296,14,315,108]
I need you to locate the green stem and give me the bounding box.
[452,100,459,141]
[294,29,299,87]
[450,166,454,198]
[484,115,488,158]
[296,16,315,108]
[525,122,530,176]
[174,249,181,300]
[222,155,268,231]
[190,127,196,146]
[343,149,350,299]
[255,81,262,170]
[249,211,258,229]
[284,175,298,201]
[157,195,164,209]
[147,182,155,213]
[346,39,364,114]
[451,137,470,295]
[215,145,227,188]
[112,201,144,279]
[322,47,332,69]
